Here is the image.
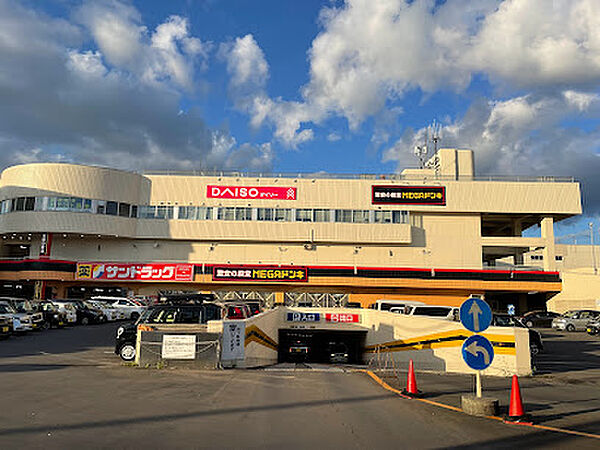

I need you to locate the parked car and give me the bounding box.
[404,305,459,321]
[245,301,262,316]
[85,300,119,321]
[587,317,600,336]
[371,299,425,311]
[0,316,12,339]
[49,300,77,325]
[0,298,44,330]
[115,302,222,361]
[0,303,32,333]
[53,299,105,325]
[492,314,544,356]
[224,303,251,320]
[93,296,145,320]
[36,301,68,329]
[552,310,600,332]
[520,310,561,328]
[328,342,349,364]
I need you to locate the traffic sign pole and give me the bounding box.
[476,371,482,398]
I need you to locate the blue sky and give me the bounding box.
[1,0,600,237]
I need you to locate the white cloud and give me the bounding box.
[0,0,272,173]
[77,1,210,90]
[228,0,600,146]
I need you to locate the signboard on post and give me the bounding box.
[162,335,196,360]
[459,296,494,398]
[222,321,245,360]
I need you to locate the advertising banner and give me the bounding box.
[76,263,194,281]
[325,313,361,323]
[222,321,245,360]
[162,335,196,359]
[212,265,308,282]
[207,185,297,200]
[372,185,446,205]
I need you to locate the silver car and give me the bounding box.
[552,310,600,332]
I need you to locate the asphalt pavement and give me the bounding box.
[0,324,598,449]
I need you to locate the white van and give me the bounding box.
[371,299,425,313]
[404,305,459,321]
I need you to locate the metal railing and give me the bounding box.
[142,169,575,183]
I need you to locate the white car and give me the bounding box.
[50,301,78,325]
[0,303,32,332]
[85,300,119,321]
[92,296,145,320]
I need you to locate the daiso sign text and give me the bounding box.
[207,185,297,200]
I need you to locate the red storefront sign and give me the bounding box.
[207,185,297,200]
[325,313,361,323]
[76,263,194,281]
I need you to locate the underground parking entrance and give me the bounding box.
[278,329,367,364]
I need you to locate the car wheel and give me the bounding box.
[130,312,140,321]
[81,317,89,326]
[526,320,534,328]
[566,324,575,332]
[119,343,136,361]
[41,321,51,331]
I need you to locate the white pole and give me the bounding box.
[476,371,482,398]
[590,223,597,275]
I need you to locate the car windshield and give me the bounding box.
[563,311,578,318]
[41,303,58,312]
[0,304,16,314]
[135,307,155,324]
[15,301,35,313]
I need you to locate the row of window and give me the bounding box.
[0,196,409,224]
[530,255,563,261]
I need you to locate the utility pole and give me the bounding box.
[590,222,597,275]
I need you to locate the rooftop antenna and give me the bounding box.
[414,127,429,169]
[429,120,442,154]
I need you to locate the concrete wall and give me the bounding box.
[240,307,531,376]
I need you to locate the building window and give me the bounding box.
[313,209,330,222]
[217,207,235,221]
[56,197,71,211]
[130,205,138,218]
[531,255,543,260]
[235,207,252,221]
[257,208,274,221]
[155,206,173,219]
[374,210,392,223]
[198,207,212,220]
[392,210,408,224]
[178,206,195,220]
[105,201,118,216]
[295,208,312,222]
[118,203,130,217]
[274,208,293,222]
[352,210,370,224]
[96,200,106,214]
[14,197,26,211]
[24,197,35,211]
[335,209,352,223]
[139,206,155,219]
[555,255,563,261]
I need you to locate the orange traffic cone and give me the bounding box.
[402,359,422,397]
[505,375,532,423]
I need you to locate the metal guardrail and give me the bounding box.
[142,169,575,183]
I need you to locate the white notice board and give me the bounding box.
[222,321,245,360]
[161,334,196,359]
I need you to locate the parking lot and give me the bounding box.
[0,323,599,448]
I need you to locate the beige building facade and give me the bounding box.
[0,149,582,313]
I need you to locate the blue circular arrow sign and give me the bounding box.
[459,297,492,333]
[462,335,494,370]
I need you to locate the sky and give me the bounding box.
[1,0,600,238]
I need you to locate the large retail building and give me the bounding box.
[0,148,582,313]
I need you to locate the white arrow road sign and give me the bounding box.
[465,340,490,365]
[469,301,482,332]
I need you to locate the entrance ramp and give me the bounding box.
[222,307,531,376]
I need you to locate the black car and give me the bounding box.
[37,301,68,329]
[58,299,105,325]
[115,302,222,361]
[492,314,544,356]
[587,317,600,336]
[520,310,561,328]
[0,316,12,339]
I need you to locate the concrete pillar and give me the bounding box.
[541,217,556,271]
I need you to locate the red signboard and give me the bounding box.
[76,263,194,281]
[325,313,361,323]
[207,185,297,200]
